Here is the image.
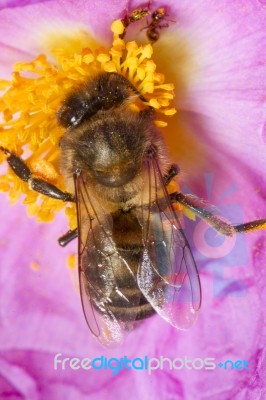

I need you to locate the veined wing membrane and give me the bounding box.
[74,171,141,345]
[137,153,201,329]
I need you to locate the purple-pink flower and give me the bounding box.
[0,1,266,399]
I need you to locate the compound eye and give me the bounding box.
[57,96,89,128]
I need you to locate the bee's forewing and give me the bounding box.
[137,155,202,329]
[74,171,141,345]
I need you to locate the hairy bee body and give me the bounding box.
[57,72,174,334]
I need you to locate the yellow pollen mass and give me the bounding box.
[67,254,77,269]
[0,15,176,227]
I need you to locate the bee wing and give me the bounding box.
[74,171,141,345]
[137,154,202,329]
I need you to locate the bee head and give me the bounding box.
[57,73,139,129]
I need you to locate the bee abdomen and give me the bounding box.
[84,209,157,323]
[84,245,157,322]
[108,303,155,321]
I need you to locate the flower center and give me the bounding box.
[0,16,176,227]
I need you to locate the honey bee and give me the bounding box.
[56,71,202,342]
[1,7,266,345]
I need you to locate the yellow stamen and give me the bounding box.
[111,20,125,36]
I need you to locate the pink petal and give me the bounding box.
[0,0,128,75]
[0,0,50,10]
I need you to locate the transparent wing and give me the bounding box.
[137,152,202,329]
[74,171,141,345]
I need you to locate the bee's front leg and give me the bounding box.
[1,147,74,202]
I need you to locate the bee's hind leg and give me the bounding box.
[1,147,74,202]
[58,228,78,247]
[170,191,266,236]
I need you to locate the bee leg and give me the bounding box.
[1,147,74,202]
[164,164,180,186]
[58,228,78,247]
[170,191,266,236]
